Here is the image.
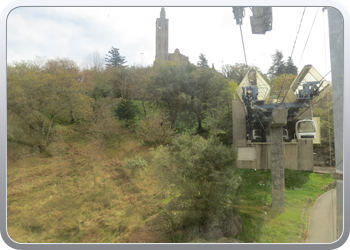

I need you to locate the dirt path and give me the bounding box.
[307,188,337,243]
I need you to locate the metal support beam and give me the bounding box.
[252,102,309,110]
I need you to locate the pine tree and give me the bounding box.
[197,53,209,68]
[268,50,285,77]
[105,46,127,67]
[285,57,298,75]
[268,50,298,78]
[114,99,138,124]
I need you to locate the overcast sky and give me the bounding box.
[6,6,336,80]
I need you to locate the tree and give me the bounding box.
[7,62,46,148]
[271,74,297,92]
[197,53,209,68]
[268,50,298,79]
[126,66,156,115]
[90,70,114,99]
[153,135,241,229]
[83,50,105,72]
[88,102,121,142]
[7,59,94,149]
[105,46,127,67]
[114,98,139,126]
[42,58,94,124]
[205,79,236,145]
[285,57,298,75]
[149,62,233,134]
[137,110,175,146]
[150,62,196,128]
[268,50,285,78]
[221,63,267,85]
[191,68,232,134]
[102,66,127,98]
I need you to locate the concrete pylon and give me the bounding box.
[269,109,288,211]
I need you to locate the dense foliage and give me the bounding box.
[114,99,139,124]
[153,135,241,227]
[268,50,298,79]
[7,59,94,150]
[7,55,237,156]
[149,62,234,136]
[137,110,175,146]
[270,74,297,95]
[7,49,335,243]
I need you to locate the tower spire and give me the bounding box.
[160,7,166,19]
[155,7,169,61]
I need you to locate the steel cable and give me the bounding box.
[276,7,306,103]
[298,8,320,67]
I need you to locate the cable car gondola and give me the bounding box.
[295,119,317,140]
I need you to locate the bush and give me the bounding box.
[217,107,233,146]
[153,135,240,227]
[123,155,148,176]
[114,99,139,126]
[89,104,121,140]
[137,111,175,146]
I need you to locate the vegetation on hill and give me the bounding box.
[7,127,334,243]
[7,58,235,154]
[7,53,335,243]
[7,56,239,243]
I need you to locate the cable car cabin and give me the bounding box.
[295,119,317,140]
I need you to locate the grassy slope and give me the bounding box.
[7,124,166,243]
[7,124,335,243]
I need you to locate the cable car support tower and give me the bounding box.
[231,7,330,211]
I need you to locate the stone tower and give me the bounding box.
[155,7,169,61]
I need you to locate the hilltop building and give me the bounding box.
[154,8,189,65]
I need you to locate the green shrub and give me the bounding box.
[137,111,175,146]
[153,135,240,226]
[114,99,139,126]
[217,107,233,146]
[123,155,148,176]
[89,104,121,140]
